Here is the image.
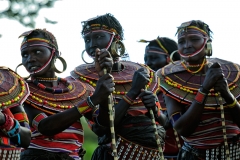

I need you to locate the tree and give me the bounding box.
[0,0,56,28]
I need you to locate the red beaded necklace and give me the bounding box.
[32,77,72,94]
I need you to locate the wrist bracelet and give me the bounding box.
[195,89,208,104]
[76,100,91,115]
[86,96,96,108]
[0,113,14,132]
[32,113,48,131]
[227,98,237,108]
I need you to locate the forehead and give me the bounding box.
[83,31,111,38]
[21,45,49,52]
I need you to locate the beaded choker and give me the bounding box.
[32,77,72,94]
[181,58,206,74]
[35,76,58,82]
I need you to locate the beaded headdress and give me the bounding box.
[81,13,123,40]
[176,20,211,38]
[138,37,169,56]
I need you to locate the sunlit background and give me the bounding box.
[1,0,240,159]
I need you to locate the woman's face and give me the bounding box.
[178,33,206,63]
[144,47,168,71]
[83,31,112,57]
[21,45,52,76]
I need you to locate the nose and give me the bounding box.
[184,40,192,48]
[27,53,36,63]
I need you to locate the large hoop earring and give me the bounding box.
[110,40,125,58]
[81,50,94,64]
[205,42,212,57]
[52,56,67,73]
[170,50,179,65]
[15,63,30,80]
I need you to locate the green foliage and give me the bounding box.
[81,117,98,160]
[0,0,56,28]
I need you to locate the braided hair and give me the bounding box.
[81,13,124,40]
[147,37,180,61]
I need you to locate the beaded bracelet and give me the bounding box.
[76,99,92,115]
[32,113,48,131]
[122,95,134,105]
[86,96,96,108]
[227,98,237,108]
[0,113,15,132]
[170,112,182,126]
[195,89,208,104]
[7,119,21,145]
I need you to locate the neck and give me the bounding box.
[112,62,122,72]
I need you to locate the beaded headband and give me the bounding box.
[138,37,168,54]
[19,29,58,50]
[176,21,209,38]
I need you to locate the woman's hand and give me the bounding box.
[91,73,115,105]
[95,48,113,77]
[128,68,150,97]
[202,62,223,91]
[139,89,158,114]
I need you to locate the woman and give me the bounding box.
[0,67,31,160]
[17,29,114,160]
[141,37,182,159]
[157,20,240,159]
[71,13,166,160]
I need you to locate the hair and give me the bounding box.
[22,29,58,50]
[176,20,213,40]
[147,37,181,61]
[81,13,124,40]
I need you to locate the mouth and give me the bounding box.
[28,65,40,72]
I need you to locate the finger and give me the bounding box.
[138,89,146,98]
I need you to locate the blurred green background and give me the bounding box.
[81,117,98,160]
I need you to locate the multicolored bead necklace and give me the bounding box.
[32,77,72,94]
[164,76,238,97]
[0,72,27,109]
[35,76,58,82]
[181,58,207,74]
[80,69,154,96]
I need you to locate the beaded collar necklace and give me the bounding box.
[181,58,207,74]
[31,77,72,94]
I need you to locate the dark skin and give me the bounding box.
[0,105,31,148]
[21,36,114,136]
[84,31,165,127]
[144,47,168,71]
[166,32,240,137]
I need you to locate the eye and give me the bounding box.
[96,35,103,39]
[35,50,41,54]
[21,52,28,58]
[84,38,90,43]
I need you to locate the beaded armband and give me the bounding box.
[76,98,93,115]
[14,112,30,129]
[122,95,134,105]
[0,113,15,132]
[195,89,208,104]
[32,113,48,131]
[7,119,21,145]
[14,112,29,123]
[170,112,182,126]
[227,98,237,108]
